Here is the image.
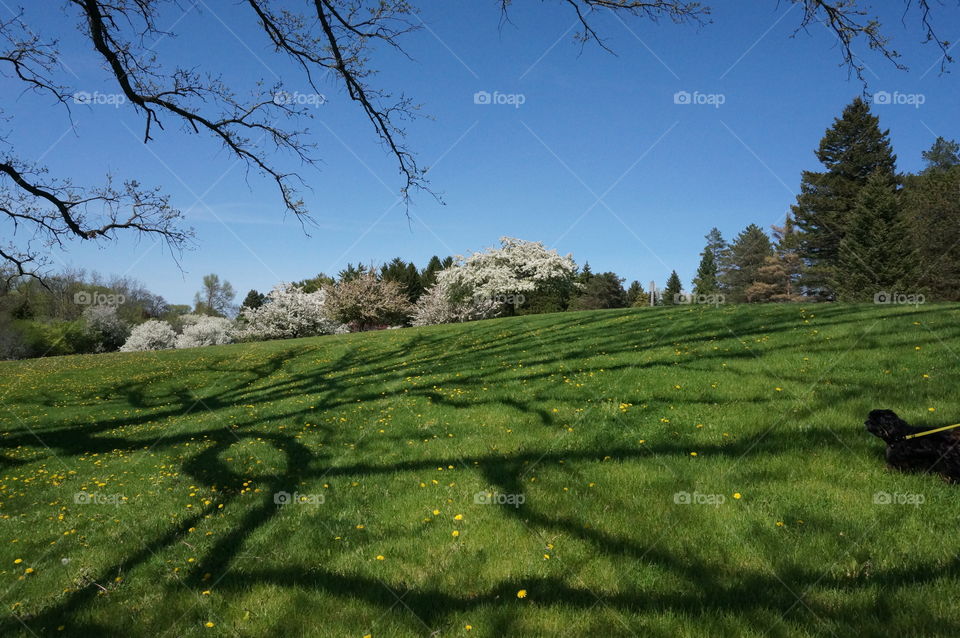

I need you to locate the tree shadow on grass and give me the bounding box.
[3,304,960,634]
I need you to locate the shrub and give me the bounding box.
[82,305,131,352]
[119,320,177,352]
[175,316,234,348]
[411,279,500,326]
[322,273,413,330]
[237,284,345,340]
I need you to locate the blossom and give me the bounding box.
[237,284,346,340]
[119,320,177,352]
[517,589,527,599]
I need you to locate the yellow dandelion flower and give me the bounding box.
[375,555,385,560]
[517,589,527,599]
[205,622,215,628]
[453,514,463,521]
[451,530,460,537]
[733,493,742,499]
[13,559,21,564]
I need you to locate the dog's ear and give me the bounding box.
[865,409,907,442]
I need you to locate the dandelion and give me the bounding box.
[205,622,215,628]
[733,493,742,499]
[376,555,385,561]
[929,407,936,412]
[690,452,698,457]
[775,387,783,392]
[24,568,34,574]
[454,514,463,521]
[776,521,784,527]
[451,530,460,537]
[13,559,21,564]
[517,589,527,599]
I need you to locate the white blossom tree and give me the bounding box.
[411,278,500,326]
[82,305,130,352]
[119,319,177,352]
[175,316,234,348]
[237,283,346,341]
[452,237,576,305]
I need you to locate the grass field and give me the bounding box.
[1,303,960,636]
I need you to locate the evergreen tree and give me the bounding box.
[240,289,266,311]
[337,263,368,282]
[921,137,960,173]
[723,224,774,302]
[692,249,718,296]
[380,258,424,302]
[295,273,335,293]
[420,256,446,289]
[792,98,897,298]
[569,272,627,310]
[902,165,960,300]
[663,270,683,305]
[625,280,649,307]
[835,170,915,301]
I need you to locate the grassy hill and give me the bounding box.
[2,303,960,636]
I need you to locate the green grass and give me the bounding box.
[1,303,960,637]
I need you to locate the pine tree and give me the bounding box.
[835,170,915,301]
[625,280,649,307]
[701,228,729,290]
[792,98,897,298]
[921,137,960,174]
[569,272,627,310]
[240,289,266,311]
[663,270,683,304]
[420,256,445,290]
[380,258,423,302]
[902,165,960,300]
[722,224,774,302]
[692,249,718,296]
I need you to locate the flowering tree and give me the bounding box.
[322,273,413,330]
[175,316,234,348]
[237,283,346,341]
[119,320,177,352]
[444,237,577,307]
[82,305,130,352]
[411,278,500,326]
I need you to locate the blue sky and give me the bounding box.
[5,1,958,304]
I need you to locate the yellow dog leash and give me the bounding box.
[904,423,960,440]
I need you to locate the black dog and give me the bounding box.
[865,409,960,482]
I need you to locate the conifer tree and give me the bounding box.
[792,98,897,298]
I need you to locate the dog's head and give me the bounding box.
[865,409,910,443]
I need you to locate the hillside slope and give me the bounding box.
[2,303,960,636]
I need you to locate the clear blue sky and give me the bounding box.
[6,1,958,304]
